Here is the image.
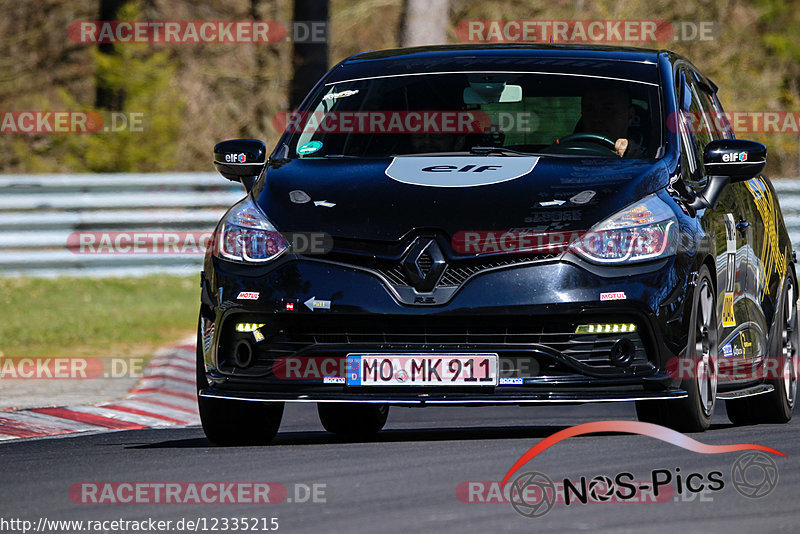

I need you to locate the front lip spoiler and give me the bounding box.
[198,388,688,405]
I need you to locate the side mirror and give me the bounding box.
[213,139,267,191]
[689,139,767,211]
[703,139,766,181]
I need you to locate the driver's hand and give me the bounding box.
[614,138,643,158]
[614,138,628,157]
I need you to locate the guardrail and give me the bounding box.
[771,180,800,247]
[0,173,242,277]
[1,174,800,278]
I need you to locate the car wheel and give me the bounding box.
[726,274,798,425]
[636,265,718,432]
[196,317,284,445]
[318,403,389,438]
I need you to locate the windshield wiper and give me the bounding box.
[469,146,584,158]
[469,146,539,156]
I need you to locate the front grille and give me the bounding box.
[218,315,654,378]
[369,253,559,289]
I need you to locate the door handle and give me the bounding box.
[736,220,750,236]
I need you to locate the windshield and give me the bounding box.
[282,71,663,160]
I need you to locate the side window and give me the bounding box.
[686,79,713,167]
[676,68,703,187]
[709,92,734,140]
[692,80,728,142]
[678,68,725,191]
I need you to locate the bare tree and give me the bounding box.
[399,0,449,47]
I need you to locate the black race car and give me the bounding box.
[197,44,798,444]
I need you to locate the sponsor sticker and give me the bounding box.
[236,291,260,300]
[722,151,748,162]
[385,156,539,188]
[322,376,346,384]
[600,292,626,301]
[499,377,524,385]
[722,342,733,359]
[297,140,323,155]
[224,153,246,163]
[722,292,736,327]
[323,89,359,101]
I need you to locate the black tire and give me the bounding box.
[196,316,284,446]
[636,265,718,432]
[317,403,389,438]
[724,395,756,426]
[726,274,798,425]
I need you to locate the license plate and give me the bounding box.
[346,354,498,386]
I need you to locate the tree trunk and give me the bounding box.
[399,0,449,47]
[250,0,281,136]
[289,0,329,110]
[95,0,128,110]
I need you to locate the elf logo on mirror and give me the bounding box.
[722,152,747,162]
[225,153,247,163]
[421,164,502,173]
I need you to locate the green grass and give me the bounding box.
[0,276,199,359]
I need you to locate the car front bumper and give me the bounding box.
[198,252,694,405]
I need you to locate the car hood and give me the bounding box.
[254,156,671,243]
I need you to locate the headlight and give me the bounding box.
[568,193,678,264]
[215,197,288,263]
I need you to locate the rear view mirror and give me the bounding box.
[213,139,267,191]
[463,83,522,104]
[689,139,767,211]
[703,139,766,181]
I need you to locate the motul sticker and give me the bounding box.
[236,291,260,300]
[600,291,626,301]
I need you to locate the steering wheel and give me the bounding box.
[556,133,617,151]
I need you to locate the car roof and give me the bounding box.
[325,45,667,86]
[344,44,663,64]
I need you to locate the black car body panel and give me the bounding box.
[252,158,671,240]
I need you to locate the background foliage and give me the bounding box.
[1,0,799,176]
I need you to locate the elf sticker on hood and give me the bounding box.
[385,156,539,187]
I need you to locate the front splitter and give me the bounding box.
[198,388,688,406]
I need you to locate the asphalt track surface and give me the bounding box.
[1,402,797,534]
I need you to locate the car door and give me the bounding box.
[702,85,770,372]
[676,67,754,381]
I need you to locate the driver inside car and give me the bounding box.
[580,88,644,158]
